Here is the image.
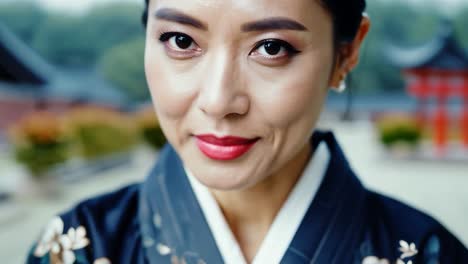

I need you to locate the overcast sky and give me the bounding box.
[15,0,468,16]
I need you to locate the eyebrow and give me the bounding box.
[241,17,308,32]
[154,8,308,33]
[155,8,208,30]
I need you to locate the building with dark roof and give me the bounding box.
[387,19,468,71]
[0,22,129,137]
[387,19,468,152]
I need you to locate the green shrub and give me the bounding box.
[141,126,166,150]
[134,107,167,150]
[8,111,72,177]
[14,141,69,176]
[67,107,138,159]
[377,115,422,147]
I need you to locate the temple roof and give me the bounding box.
[0,22,129,107]
[0,22,55,85]
[386,20,468,71]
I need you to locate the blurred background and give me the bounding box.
[0,0,467,262]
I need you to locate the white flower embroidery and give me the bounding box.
[34,217,65,257]
[362,256,390,264]
[396,260,413,264]
[156,243,172,255]
[94,257,111,264]
[60,226,90,252]
[362,240,418,264]
[398,240,418,259]
[34,216,90,264]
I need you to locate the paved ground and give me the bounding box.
[0,118,467,263]
[319,118,468,248]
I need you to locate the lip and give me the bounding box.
[195,134,259,160]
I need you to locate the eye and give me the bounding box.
[250,39,300,60]
[158,32,201,58]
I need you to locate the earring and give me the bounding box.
[337,79,346,93]
[332,75,347,93]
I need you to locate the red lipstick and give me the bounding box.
[195,135,258,160]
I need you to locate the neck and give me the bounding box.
[210,143,312,262]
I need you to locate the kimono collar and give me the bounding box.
[138,131,367,264]
[185,140,330,264]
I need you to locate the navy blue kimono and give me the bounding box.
[27,131,468,264]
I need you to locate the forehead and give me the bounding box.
[150,0,330,30]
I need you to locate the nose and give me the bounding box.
[197,51,249,119]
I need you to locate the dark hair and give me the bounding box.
[323,0,366,44]
[141,0,365,46]
[142,0,149,27]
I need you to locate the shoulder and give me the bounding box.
[60,183,141,231]
[364,190,468,262]
[27,183,143,264]
[367,191,440,234]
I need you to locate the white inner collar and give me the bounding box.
[186,141,331,264]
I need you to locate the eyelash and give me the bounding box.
[159,32,190,44]
[158,31,301,60]
[158,32,201,56]
[250,39,301,58]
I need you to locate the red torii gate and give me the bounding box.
[389,21,468,154]
[405,69,468,151]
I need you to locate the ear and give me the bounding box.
[346,15,371,71]
[329,15,371,88]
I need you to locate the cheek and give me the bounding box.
[251,60,331,128]
[144,42,197,119]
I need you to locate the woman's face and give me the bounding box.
[145,0,335,190]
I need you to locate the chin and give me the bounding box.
[191,166,259,191]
